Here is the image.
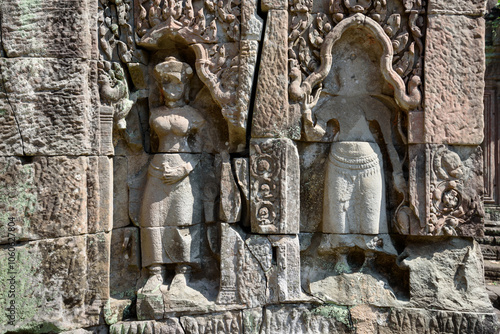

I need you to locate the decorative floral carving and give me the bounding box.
[136,0,241,44]
[288,0,425,108]
[428,146,469,236]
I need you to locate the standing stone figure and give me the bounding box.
[140,57,206,293]
[303,93,406,236]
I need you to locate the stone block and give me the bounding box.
[267,235,301,302]
[1,0,92,58]
[252,10,291,138]
[424,15,485,145]
[0,236,88,332]
[250,138,300,234]
[0,156,88,243]
[401,238,492,312]
[219,158,242,223]
[407,110,424,144]
[217,223,267,307]
[0,58,97,155]
[428,0,486,15]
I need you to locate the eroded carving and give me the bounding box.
[250,138,300,234]
[288,0,425,110]
[427,145,484,236]
[139,57,210,294]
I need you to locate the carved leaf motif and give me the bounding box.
[329,0,345,22]
[393,42,415,77]
[370,0,386,22]
[392,32,409,55]
[384,14,400,38]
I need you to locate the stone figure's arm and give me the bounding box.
[162,160,200,184]
[367,101,407,196]
[302,87,327,141]
[302,110,327,141]
[380,121,407,196]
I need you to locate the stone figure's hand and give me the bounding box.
[163,167,188,184]
[393,172,407,195]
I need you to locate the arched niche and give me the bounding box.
[138,26,246,152]
[301,13,421,112]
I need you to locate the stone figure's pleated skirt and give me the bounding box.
[140,153,202,267]
[323,142,388,234]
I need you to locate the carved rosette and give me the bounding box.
[426,145,484,237]
[250,139,300,234]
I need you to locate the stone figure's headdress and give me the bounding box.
[154,56,193,82]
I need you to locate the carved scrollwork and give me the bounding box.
[136,0,241,46]
[250,142,281,231]
[288,0,425,110]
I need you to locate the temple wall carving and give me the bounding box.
[0,0,499,332]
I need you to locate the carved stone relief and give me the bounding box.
[0,0,498,331]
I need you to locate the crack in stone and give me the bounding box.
[0,60,25,155]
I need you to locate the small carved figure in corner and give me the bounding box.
[139,57,207,294]
[98,61,134,131]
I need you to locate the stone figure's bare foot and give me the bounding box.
[334,250,351,274]
[142,265,164,293]
[170,264,192,290]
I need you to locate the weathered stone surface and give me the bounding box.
[0,58,97,155]
[401,238,492,312]
[261,304,352,333]
[297,142,328,232]
[266,235,301,302]
[0,156,88,243]
[110,319,182,334]
[219,157,242,223]
[0,0,92,58]
[241,0,263,40]
[425,15,485,145]
[218,225,302,307]
[113,156,130,229]
[218,224,267,307]
[387,308,499,334]
[88,156,113,234]
[252,10,291,138]
[250,138,300,234]
[261,0,287,11]
[180,311,243,333]
[103,298,132,325]
[0,236,88,332]
[86,232,111,326]
[234,158,250,227]
[61,325,109,334]
[428,0,486,15]
[109,227,141,300]
[0,90,23,155]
